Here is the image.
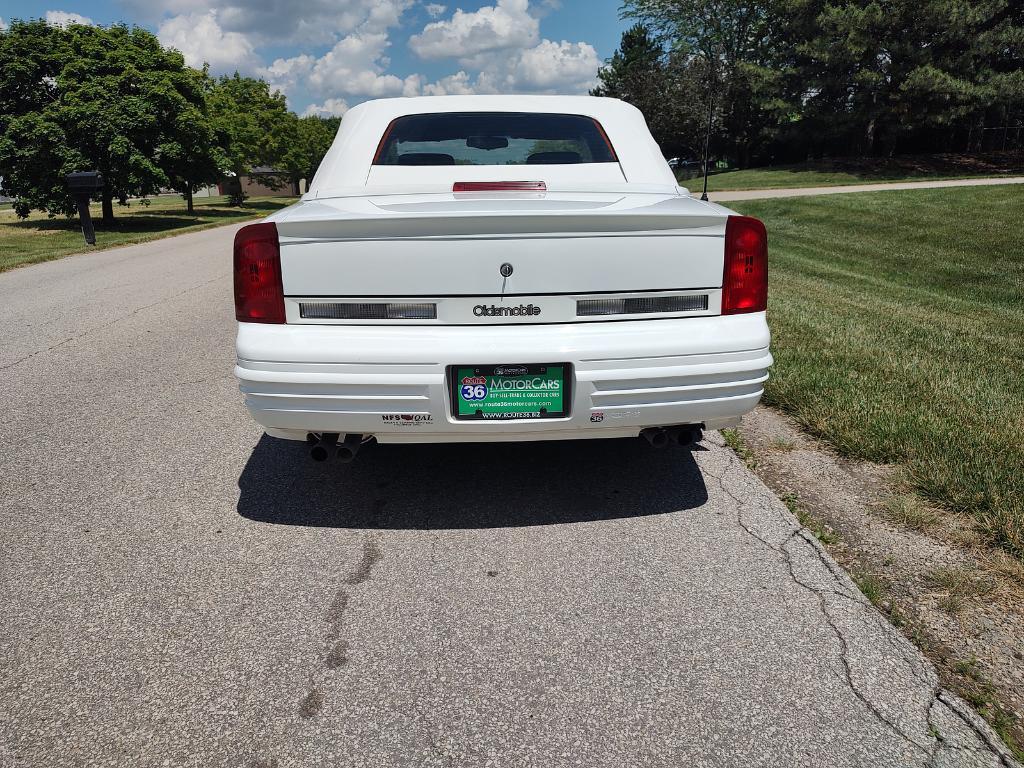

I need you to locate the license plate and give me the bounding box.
[450,364,570,420]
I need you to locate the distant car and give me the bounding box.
[233,96,770,460]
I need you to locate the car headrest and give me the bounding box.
[526,151,582,164]
[397,153,456,165]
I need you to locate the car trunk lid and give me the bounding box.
[272,192,727,320]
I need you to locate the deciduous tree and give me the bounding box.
[207,73,294,202]
[277,114,341,195]
[623,0,786,166]
[619,0,1023,161]
[158,68,227,213]
[592,24,714,162]
[0,20,219,222]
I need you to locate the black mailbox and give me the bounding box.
[66,171,104,193]
[66,171,104,246]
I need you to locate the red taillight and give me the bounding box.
[233,222,285,324]
[452,181,547,192]
[722,215,768,315]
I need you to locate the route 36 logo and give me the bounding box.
[461,375,488,401]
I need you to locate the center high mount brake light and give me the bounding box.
[452,181,547,192]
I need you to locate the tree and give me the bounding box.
[0,20,218,222]
[207,73,294,203]
[277,114,340,195]
[591,24,667,128]
[622,0,789,166]
[158,68,227,213]
[793,0,1024,156]
[592,24,713,161]
[619,0,1024,162]
[0,20,74,218]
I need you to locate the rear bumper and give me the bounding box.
[235,314,771,443]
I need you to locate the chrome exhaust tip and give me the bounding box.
[310,432,339,462]
[669,425,704,446]
[641,428,669,448]
[336,434,364,463]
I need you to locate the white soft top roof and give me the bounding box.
[306,95,677,197]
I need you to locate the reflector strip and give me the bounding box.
[299,302,437,320]
[576,295,709,316]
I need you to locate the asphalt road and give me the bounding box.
[1,225,1018,768]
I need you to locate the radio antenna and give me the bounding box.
[699,71,714,202]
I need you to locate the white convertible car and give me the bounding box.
[234,95,770,461]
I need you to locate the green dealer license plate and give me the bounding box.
[451,364,570,420]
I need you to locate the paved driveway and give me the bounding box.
[0,226,1016,767]
[705,175,1024,202]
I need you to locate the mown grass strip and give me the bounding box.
[0,195,296,272]
[734,185,1024,561]
[693,154,1024,191]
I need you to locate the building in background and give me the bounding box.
[219,168,303,198]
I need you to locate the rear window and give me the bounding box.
[373,112,618,166]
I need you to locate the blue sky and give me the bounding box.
[1,1,628,116]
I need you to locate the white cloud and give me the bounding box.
[421,71,475,96]
[151,0,417,101]
[303,98,349,117]
[533,0,561,17]
[361,0,412,33]
[262,54,315,94]
[401,1,598,96]
[0,17,7,31]
[412,39,601,97]
[304,32,420,98]
[157,11,260,73]
[144,0,599,115]
[400,73,424,96]
[507,39,600,91]
[45,10,95,27]
[409,0,538,63]
[127,0,411,46]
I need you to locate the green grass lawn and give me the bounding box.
[732,185,1024,560]
[0,194,297,272]
[691,153,1024,191]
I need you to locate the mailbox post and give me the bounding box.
[66,171,104,246]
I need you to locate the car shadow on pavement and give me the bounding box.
[236,435,709,529]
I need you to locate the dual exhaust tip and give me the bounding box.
[308,433,364,463]
[641,425,703,448]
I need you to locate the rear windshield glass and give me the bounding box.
[373,112,618,166]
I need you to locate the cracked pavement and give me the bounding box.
[1,225,1018,767]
